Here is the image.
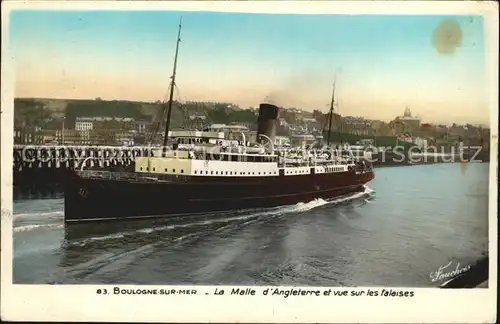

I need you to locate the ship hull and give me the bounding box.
[64,170,375,223]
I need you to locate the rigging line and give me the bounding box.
[147,109,165,144]
[149,80,177,143]
[173,84,183,105]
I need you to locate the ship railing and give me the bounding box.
[76,170,159,181]
[281,158,356,168]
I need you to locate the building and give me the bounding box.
[278,118,288,127]
[206,124,249,133]
[115,132,135,146]
[183,100,237,109]
[136,119,152,133]
[83,116,134,122]
[274,136,291,147]
[14,127,44,145]
[413,137,428,148]
[55,129,89,145]
[370,120,392,136]
[342,116,371,126]
[75,117,94,131]
[287,107,303,114]
[395,107,421,131]
[205,124,250,142]
[315,135,324,147]
[189,115,207,121]
[184,115,208,131]
[290,134,316,148]
[299,117,318,123]
[337,116,371,135]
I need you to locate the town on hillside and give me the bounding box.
[13,97,490,153]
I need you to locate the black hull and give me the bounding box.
[64,170,375,223]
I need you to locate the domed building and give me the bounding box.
[394,107,421,132]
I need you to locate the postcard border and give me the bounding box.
[1,1,498,323]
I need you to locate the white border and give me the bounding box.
[1,1,498,322]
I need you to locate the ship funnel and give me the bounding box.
[257,103,279,148]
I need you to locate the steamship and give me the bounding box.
[63,21,375,223]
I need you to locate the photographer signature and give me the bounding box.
[430,261,471,282]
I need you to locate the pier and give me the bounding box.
[12,145,156,199]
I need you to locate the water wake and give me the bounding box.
[69,185,375,246]
[14,211,64,220]
[15,185,375,244]
[14,223,63,233]
[48,243,158,283]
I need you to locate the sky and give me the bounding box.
[9,10,490,124]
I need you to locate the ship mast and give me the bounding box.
[162,17,183,157]
[326,75,336,147]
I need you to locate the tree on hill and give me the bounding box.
[14,99,53,129]
[204,106,257,125]
[64,100,148,126]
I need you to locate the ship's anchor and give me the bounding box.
[78,187,88,198]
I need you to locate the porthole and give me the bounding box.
[194,170,197,174]
[181,169,184,173]
[211,171,214,175]
[216,171,219,175]
[153,168,156,171]
[140,167,143,171]
[173,169,176,173]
